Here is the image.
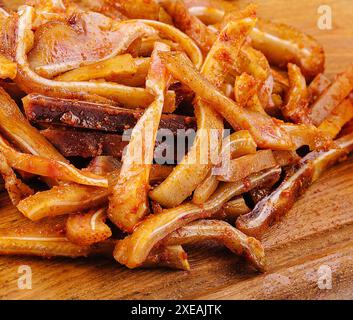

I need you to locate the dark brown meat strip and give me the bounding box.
[23,94,196,134]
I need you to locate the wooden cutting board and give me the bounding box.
[1,0,353,300]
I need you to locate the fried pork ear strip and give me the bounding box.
[14,7,177,109]
[134,19,203,69]
[114,167,281,269]
[308,73,331,105]
[0,229,189,269]
[192,130,257,204]
[113,0,172,24]
[150,18,257,208]
[23,94,196,132]
[236,133,353,239]
[309,65,353,126]
[162,219,265,271]
[186,2,324,78]
[54,54,137,82]
[108,42,171,232]
[17,164,173,221]
[0,135,108,187]
[66,208,112,246]
[143,245,190,271]
[161,0,216,54]
[159,51,319,150]
[221,197,250,219]
[217,150,277,182]
[0,54,17,79]
[281,63,311,125]
[0,87,64,161]
[318,99,353,139]
[0,152,33,205]
[28,10,157,78]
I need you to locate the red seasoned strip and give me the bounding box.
[23,94,196,134]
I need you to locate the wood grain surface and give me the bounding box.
[1,0,353,300]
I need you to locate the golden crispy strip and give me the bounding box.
[150,19,255,208]
[0,87,64,160]
[106,57,150,87]
[108,42,170,232]
[318,99,353,139]
[158,51,299,150]
[308,73,331,105]
[192,170,219,205]
[282,63,310,124]
[0,54,17,79]
[133,19,203,69]
[309,65,353,126]
[14,7,175,109]
[217,150,277,182]
[250,19,325,79]
[234,73,266,114]
[0,135,108,187]
[236,133,353,238]
[113,0,172,23]
[54,54,137,82]
[66,208,112,246]
[222,197,250,219]
[160,0,216,54]
[162,219,265,271]
[0,152,33,205]
[0,230,188,269]
[272,150,300,167]
[17,185,109,221]
[188,3,324,78]
[192,130,257,204]
[17,164,172,221]
[219,130,257,161]
[114,167,281,268]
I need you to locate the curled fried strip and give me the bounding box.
[0,87,64,160]
[114,167,281,268]
[282,63,310,124]
[217,150,277,182]
[0,54,17,79]
[0,230,188,269]
[0,152,33,205]
[108,42,170,232]
[0,135,108,187]
[160,0,216,54]
[163,219,265,271]
[236,133,353,238]
[14,7,175,109]
[309,65,353,126]
[193,130,257,204]
[54,54,137,82]
[66,208,112,246]
[131,19,203,69]
[319,99,353,139]
[158,51,299,150]
[17,164,172,221]
[17,185,109,221]
[150,18,255,208]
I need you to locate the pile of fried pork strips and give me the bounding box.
[0,0,352,272]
